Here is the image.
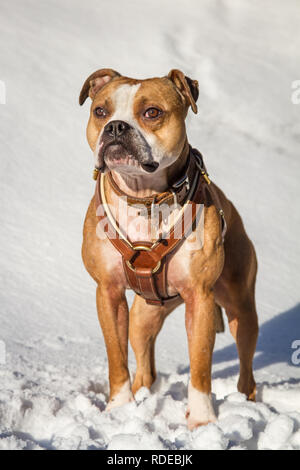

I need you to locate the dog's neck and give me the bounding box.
[110,139,190,198]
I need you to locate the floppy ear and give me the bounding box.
[167,69,199,114]
[79,68,121,105]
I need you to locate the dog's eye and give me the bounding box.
[94,107,108,118]
[144,107,162,119]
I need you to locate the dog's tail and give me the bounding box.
[215,303,225,333]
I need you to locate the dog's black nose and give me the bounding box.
[103,120,130,138]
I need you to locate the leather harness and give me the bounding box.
[94,146,226,306]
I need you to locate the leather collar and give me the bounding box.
[106,148,197,213]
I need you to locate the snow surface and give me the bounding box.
[0,0,300,450]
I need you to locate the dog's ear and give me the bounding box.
[79,68,121,106]
[167,69,199,114]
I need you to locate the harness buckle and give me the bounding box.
[126,245,161,274]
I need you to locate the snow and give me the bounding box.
[0,0,300,450]
[1,362,299,450]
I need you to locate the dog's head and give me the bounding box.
[79,68,199,175]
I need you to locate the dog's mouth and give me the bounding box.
[98,140,159,174]
[104,142,134,161]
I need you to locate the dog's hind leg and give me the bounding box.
[214,203,259,401]
[129,295,181,395]
[225,297,258,401]
[216,276,258,401]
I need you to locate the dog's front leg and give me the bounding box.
[184,287,217,430]
[96,283,134,411]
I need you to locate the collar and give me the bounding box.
[103,147,201,214]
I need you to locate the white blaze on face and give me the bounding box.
[110,83,141,125]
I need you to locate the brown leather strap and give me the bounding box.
[191,147,227,239]
[94,147,226,305]
[108,172,182,209]
[95,175,137,262]
[123,242,162,304]
[121,241,180,305]
[107,153,193,213]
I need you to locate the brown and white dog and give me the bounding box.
[79,68,259,429]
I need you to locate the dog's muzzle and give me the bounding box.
[97,120,159,173]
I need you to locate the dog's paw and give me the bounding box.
[105,380,135,411]
[186,383,216,430]
[186,411,216,431]
[132,372,156,395]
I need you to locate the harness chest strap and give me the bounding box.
[94,148,226,305]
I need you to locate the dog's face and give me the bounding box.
[79,69,199,175]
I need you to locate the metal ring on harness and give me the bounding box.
[125,245,162,274]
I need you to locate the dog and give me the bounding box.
[79,68,258,429]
